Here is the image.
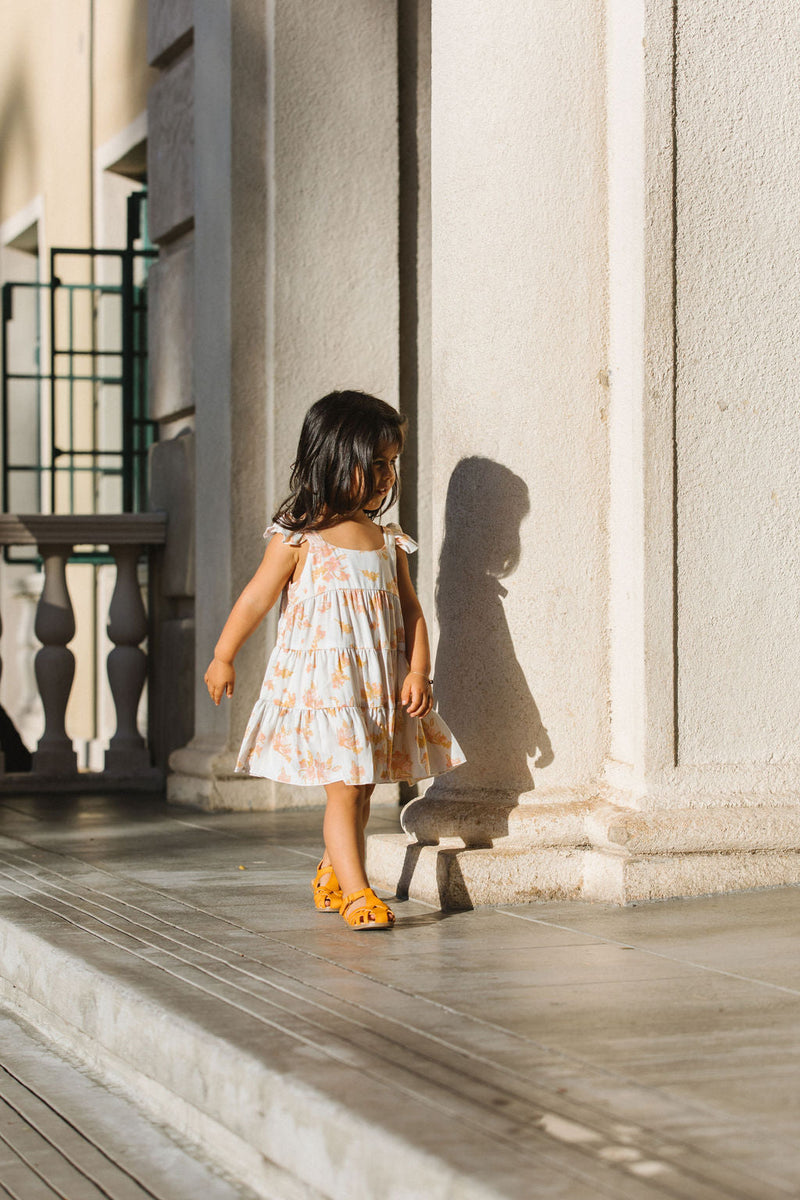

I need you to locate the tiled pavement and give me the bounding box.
[0,792,798,1199]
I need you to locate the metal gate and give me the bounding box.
[1,192,157,562]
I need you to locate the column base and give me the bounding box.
[367,835,585,907]
[167,738,400,811]
[368,788,800,907]
[583,846,800,905]
[369,833,800,908]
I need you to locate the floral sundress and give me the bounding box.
[235,522,466,786]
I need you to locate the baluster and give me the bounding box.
[105,544,150,773]
[17,571,45,751]
[33,544,78,774]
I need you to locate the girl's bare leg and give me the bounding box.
[322,782,370,899]
[320,784,376,874]
[357,785,375,868]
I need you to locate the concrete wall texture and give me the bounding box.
[153,1,800,903]
[429,0,608,795]
[676,2,800,766]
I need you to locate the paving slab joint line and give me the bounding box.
[497,908,800,998]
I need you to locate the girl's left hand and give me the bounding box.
[401,672,433,717]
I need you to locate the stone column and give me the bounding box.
[370,0,800,907]
[147,0,199,780]
[585,0,800,901]
[165,0,236,808]
[168,0,399,810]
[370,0,609,905]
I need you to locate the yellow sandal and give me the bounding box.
[340,887,395,931]
[311,860,342,913]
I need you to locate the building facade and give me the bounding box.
[151,0,800,904]
[4,1,800,905]
[0,0,153,767]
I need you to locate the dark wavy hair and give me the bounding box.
[273,391,407,531]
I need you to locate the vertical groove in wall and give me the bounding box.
[230,0,267,596]
[264,0,275,527]
[192,0,233,740]
[397,0,419,584]
[397,0,431,803]
[671,0,679,766]
[229,0,269,729]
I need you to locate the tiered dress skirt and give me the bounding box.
[235,523,466,786]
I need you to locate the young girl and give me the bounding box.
[204,391,465,930]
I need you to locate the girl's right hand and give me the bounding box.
[204,657,236,705]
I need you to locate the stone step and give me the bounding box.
[0,812,792,1200]
[0,1005,254,1200]
[0,838,626,1200]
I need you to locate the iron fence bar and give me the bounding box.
[121,248,134,512]
[49,249,57,512]
[50,284,124,294]
[53,446,125,453]
[68,284,75,511]
[5,372,64,381]
[53,348,124,357]
[1,283,10,513]
[133,266,148,511]
[51,441,154,450]
[47,374,123,384]
[11,464,125,474]
[52,246,146,258]
[127,192,141,249]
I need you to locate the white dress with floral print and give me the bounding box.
[235,523,466,786]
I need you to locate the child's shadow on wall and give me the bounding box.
[433,457,553,809]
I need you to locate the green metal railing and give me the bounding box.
[1,191,157,563]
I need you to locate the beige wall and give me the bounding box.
[0,0,152,235]
[94,1,153,149]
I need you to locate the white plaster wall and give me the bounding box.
[676,2,800,764]
[430,0,608,794]
[606,0,646,781]
[270,0,399,493]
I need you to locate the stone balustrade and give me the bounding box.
[0,514,167,785]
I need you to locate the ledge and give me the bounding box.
[0,513,168,547]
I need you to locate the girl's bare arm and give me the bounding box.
[204,535,299,704]
[395,546,433,718]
